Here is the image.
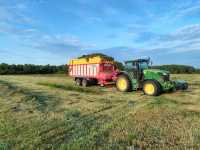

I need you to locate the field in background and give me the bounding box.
[0,74,200,149]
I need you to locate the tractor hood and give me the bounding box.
[143,69,170,76]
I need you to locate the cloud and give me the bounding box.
[162,24,200,41]
[92,45,200,67]
[92,23,200,67]
[0,2,34,24]
[0,1,36,39]
[0,23,37,36]
[145,24,200,53]
[82,22,200,59]
[133,32,158,43]
[7,28,96,57]
[152,1,200,25]
[31,33,96,54]
[60,0,144,26]
[0,1,95,57]
[175,2,200,18]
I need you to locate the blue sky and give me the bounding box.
[0,0,200,67]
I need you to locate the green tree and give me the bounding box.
[0,63,68,75]
[153,65,196,74]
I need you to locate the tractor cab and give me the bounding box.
[124,58,150,83]
[125,58,150,71]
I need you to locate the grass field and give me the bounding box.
[0,74,200,149]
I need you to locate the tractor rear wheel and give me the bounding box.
[143,80,161,96]
[116,75,131,92]
[75,78,82,86]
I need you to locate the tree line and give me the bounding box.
[0,63,199,75]
[0,53,199,74]
[152,65,199,74]
[0,63,67,75]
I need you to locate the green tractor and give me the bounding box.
[115,58,188,96]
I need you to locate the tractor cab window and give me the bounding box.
[125,62,137,69]
[138,61,149,70]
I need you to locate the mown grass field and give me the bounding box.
[0,74,200,149]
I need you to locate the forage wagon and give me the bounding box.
[68,56,117,86]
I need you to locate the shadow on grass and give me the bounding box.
[37,82,103,94]
[147,97,180,109]
[147,96,198,110]
[38,108,112,149]
[0,80,60,112]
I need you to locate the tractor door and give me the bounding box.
[125,62,136,78]
[124,62,139,89]
[126,62,141,80]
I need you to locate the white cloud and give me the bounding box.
[12,29,97,56]
[0,2,34,24]
[35,34,95,51]
[142,24,200,53]
[155,1,200,25]
[176,3,200,18]
[0,1,95,56]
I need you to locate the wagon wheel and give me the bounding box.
[82,79,89,87]
[75,78,82,86]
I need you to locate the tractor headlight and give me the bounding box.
[161,74,170,81]
[162,72,167,76]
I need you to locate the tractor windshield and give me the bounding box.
[125,59,150,70]
[138,61,149,70]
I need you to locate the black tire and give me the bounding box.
[90,79,98,85]
[182,83,188,90]
[75,78,82,86]
[116,75,132,92]
[143,80,161,96]
[82,79,89,87]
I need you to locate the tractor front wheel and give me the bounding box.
[116,75,131,92]
[143,80,161,96]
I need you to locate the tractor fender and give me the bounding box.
[115,72,133,92]
[116,71,131,80]
[115,71,132,89]
[143,79,161,86]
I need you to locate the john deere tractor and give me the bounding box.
[116,58,188,96]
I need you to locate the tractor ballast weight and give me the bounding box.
[115,58,188,96]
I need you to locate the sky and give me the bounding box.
[0,0,200,67]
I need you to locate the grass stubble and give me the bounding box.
[0,74,200,149]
